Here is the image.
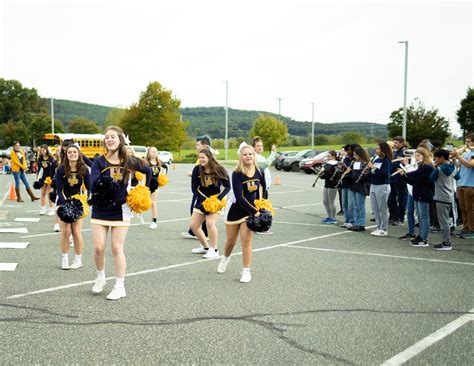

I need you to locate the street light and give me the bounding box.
[311,102,315,149]
[51,97,54,134]
[223,81,229,161]
[277,98,283,120]
[398,40,408,140]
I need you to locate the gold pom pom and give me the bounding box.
[134,171,144,182]
[44,176,52,185]
[127,185,152,213]
[158,173,169,187]
[71,193,89,219]
[254,198,275,215]
[202,195,226,214]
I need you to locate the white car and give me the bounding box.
[158,151,173,165]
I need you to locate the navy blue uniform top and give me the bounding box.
[232,169,267,215]
[340,156,354,189]
[149,162,164,177]
[90,155,152,208]
[405,164,434,202]
[319,162,339,189]
[82,155,93,167]
[349,161,370,195]
[368,157,391,185]
[191,165,230,203]
[37,157,57,180]
[54,165,90,206]
[390,148,406,185]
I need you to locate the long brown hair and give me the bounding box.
[377,142,393,160]
[59,139,75,165]
[63,145,88,177]
[39,144,54,161]
[146,146,163,166]
[104,126,142,183]
[353,147,370,163]
[415,147,434,166]
[198,149,228,186]
[235,145,258,177]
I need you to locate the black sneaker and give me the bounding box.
[410,239,429,247]
[370,218,376,222]
[429,225,441,233]
[399,233,415,241]
[409,235,422,244]
[433,243,452,251]
[349,225,365,232]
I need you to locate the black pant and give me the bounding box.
[188,195,208,237]
[388,183,408,222]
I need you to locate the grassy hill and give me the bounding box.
[51,99,387,137]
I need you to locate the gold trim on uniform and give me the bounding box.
[91,218,131,227]
[193,208,205,215]
[225,216,249,225]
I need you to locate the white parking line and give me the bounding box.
[7,230,353,299]
[277,203,323,209]
[382,309,474,365]
[285,245,474,266]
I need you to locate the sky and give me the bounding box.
[1,0,473,135]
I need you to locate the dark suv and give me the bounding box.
[274,151,298,170]
[281,149,318,172]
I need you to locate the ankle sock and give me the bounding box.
[97,269,106,279]
[115,277,125,288]
[75,254,82,262]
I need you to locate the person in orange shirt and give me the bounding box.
[10,141,39,202]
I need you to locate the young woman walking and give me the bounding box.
[217,144,267,283]
[10,141,39,202]
[55,145,90,269]
[189,149,230,258]
[89,126,151,300]
[37,145,57,216]
[146,147,167,230]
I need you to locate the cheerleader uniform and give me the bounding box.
[149,162,164,190]
[225,169,267,225]
[90,156,151,227]
[37,156,57,184]
[54,165,90,208]
[191,165,230,215]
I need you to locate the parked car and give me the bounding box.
[300,151,330,174]
[281,149,319,172]
[273,151,298,170]
[128,145,148,160]
[158,151,173,165]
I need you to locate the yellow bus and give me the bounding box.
[41,133,105,159]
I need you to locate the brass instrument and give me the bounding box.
[391,160,421,176]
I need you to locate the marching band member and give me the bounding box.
[397,147,434,247]
[55,144,90,269]
[10,141,39,202]
[388,137,408,226]
[218,144,266,283]
[36,145,57,216]
[319,150,339,224]
[89,126,152,300]
[339,144,358,228]
[368,142,393,236]
[451,133,474,239]
[348,147,371,232]
[189,149,230,258]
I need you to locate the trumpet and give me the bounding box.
[391,160,421,176]
[451,145,472,156]
[403,149,416,157]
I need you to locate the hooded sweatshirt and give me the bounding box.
[429,163,460,204]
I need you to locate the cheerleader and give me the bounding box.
[10,141,39,202]
[348,147,371,232]
[89,126,151,300]
[146,147,168,230]
[217,144,266,283]
[397,147,434,247]
[189,149,230,258]
[55,144,90,269]
[319,150,339,224]
[37,145,57,216]
[368,142,393,236]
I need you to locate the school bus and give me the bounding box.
[41,133,105,159]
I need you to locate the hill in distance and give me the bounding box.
[51,99,388,138]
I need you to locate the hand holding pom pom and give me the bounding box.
[57,198,84,223]
[71,194,89,218]
[254,198,275,215]
[127,185,152,213]
[44,176,52,186]
[158,174,169,187]
[202,195,226,214]
[246,209,273,232]
[134,171,144,182]
[88,175,120,209]
[33,179,44,190]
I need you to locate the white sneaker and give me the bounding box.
[61,257,70,270]
[39,207,46,215]
[182,231,198,239]
[371,230,388,237]
[106,285,126,300]
[47,208,55,216]
[370,229,381,236]
[53,223,60,232]
[92,277,106,294]
[256,231,274,235]
[217,257,230,273]
[149,222,157,229]
[240,270,252,283]
[69,261,83,269]
[203,249,219,259]
[191,246,208,254]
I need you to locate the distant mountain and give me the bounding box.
[51,99,387,137]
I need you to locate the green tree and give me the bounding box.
[120,82,188,150]
[0,79,43,124]
[341,131,366,145]
[314,134,329,145]
[388,99,450,147]
[456,87,474,136]
[105,107,126,127]
[68,117,100,134]
[29,113,65,144]
[0,121,30,146]
[249,114,289,148]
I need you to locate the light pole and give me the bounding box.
[223,81,229,161]
[51,97,55,134]
[277,98,282,120]
[311,102,315,149]
[398,40,408,140]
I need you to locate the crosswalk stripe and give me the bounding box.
[0,242,30,249]
[0,263,18,271]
